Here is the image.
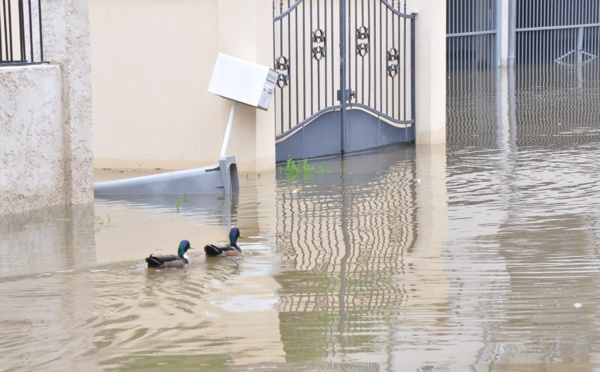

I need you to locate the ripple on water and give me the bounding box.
[4,76,600,370]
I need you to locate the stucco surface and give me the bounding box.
[44,0,95,205]
[0,66,65,214]
[1,0,94,214]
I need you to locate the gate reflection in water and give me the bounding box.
[3,66,600,369]
[275,146,449,367]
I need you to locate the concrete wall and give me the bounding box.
[0,66,64,214]
[90,0,275,172]
[0,0,94,214]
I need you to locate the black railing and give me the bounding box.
[0,0,44,65]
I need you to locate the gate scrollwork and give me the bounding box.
[275,56,290,88]
[356,26,369,57]
[312,29,326,61]
[387,48,399,78]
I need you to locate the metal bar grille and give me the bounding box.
[0,0,44,65]
[347,0,415,132]
[513,0,600,87]
[274,0,340,137]
[514,0,600,67]
[446,0,498,71]
[273,0,415,138]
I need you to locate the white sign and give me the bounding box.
[208,53,278,111]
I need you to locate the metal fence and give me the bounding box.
[514,0,600,67]
[513,0,600,88]
[446,0,498,71]
[0,0,44,65]
[273,0,415,139]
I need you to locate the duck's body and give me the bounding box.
[204,227,242,257]
[146,240,193,268]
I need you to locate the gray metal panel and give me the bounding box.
[276,109,413,162]
[94,156,239,195]
[276,111,342,162]
[345,109,414,153]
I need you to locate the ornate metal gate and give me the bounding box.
[273,0,415,162]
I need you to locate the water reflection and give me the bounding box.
[446,63,600,370]
[3,65,600,370]
[0,203,97,277]
[448,63,600,149]
[274,147,449,368]
[95,192,240,229]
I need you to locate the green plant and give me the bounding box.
[91,213,114,232]
[317,162,325,175]
[284,156,300,178]
[300,159,314,179]
[279,156,353,185]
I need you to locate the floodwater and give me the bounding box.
[3,66,600,371]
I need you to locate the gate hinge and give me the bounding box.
[337,89,355,102]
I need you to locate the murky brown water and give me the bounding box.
[3,66,600,371]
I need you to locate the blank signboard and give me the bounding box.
[208,53,278,111]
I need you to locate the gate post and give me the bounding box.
[411,0,447,145]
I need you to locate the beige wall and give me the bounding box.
[409,0,447,145]
[91,0,445,170]
[90,0,275,172]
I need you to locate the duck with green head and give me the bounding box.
[146,240,193,268]
[204,227,242,257]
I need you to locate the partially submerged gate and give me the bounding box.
[273,0,415,162]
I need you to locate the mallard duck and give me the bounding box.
[204,227,242,257]
[146,240,193,268]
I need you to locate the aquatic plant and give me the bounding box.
[37,209,114,232]
[279,156,352,183]
[281,156,300,178]
[279,156,315,180]
[91,213,113,232]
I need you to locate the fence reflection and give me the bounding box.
[273,147,449,360]
[447,63,600,149]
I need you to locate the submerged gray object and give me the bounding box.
[94,156,238,195]
[95,55,275,196]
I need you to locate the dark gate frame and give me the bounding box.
[0,0,45,65]
[273,0,416,162]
